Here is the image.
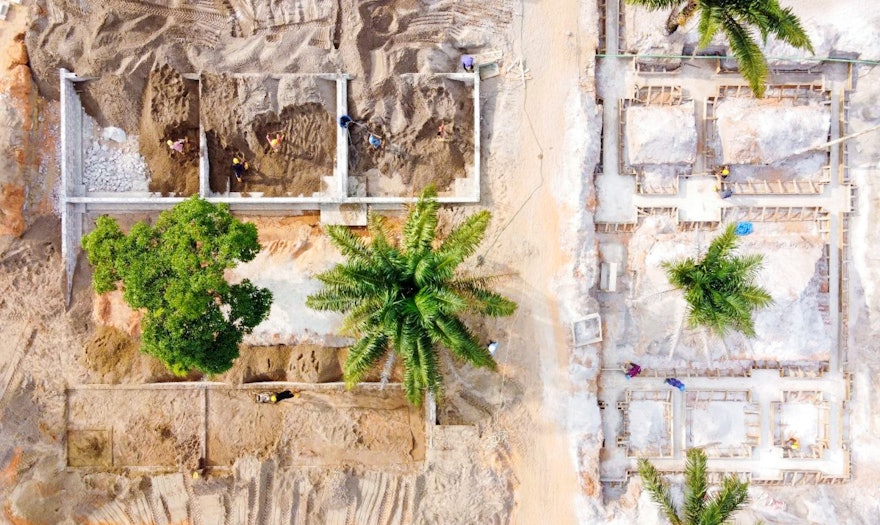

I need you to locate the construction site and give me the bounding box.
[3,0,880,523]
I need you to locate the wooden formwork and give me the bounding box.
[705,85,833,192]
[634,168,681,195]
[641,365,752,379]
[595,222,637,234]
[840,213,852,369]
[716,83,828,103]
[722,206,826,223]
[636,206,677,219]
[780,364,829,378]
[632,85,683,106]
[686,390,751,404]
[634,60,682,74]
[621,390,674,458]
[725,173,830,196]
[678,220,721,232]
[706,471,750,484]
[841,89,851,185]
[616,0,625,54]
[702,97,718,170]
[619,88,689,181]
[597,0,607,54]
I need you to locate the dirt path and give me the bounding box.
[493,0,586,523]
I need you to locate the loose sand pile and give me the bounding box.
[625,103,696,165]
[348,75,474,196]
[139,64,201,195]
[200,74,336,196]
[715,98,831,165]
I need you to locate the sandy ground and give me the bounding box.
[3,0,880,523]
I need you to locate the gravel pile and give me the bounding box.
[82,123,151,193]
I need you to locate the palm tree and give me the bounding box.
[306,187,517,405]
[626,0,814,97]
[663,223,772,337]
[638,449,751,525]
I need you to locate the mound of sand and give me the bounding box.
[349,75,474,196]
[139,64,200,196]
[715,98,831,165]
[202,74,336,196]
[625,102,696,165]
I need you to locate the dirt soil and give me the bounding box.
[349,76,474,196]
[202,73,336,196]
[206,388,425,468]
[139,64,200,196]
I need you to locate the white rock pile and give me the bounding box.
[82,123,151,192]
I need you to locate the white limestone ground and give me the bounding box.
[616,217,832,365]
[690,402,747,448]
[627,400,671,454]
[714,98,831,165]
[625,103,697,165]
[777,403,821,447]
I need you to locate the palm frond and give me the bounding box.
[431,315,494,369]
[700,475,750,525]
[721,14,769,98]
[416,330,443,401]
[739,285,773,309]
[625,0,684,11]
[683,449,709,523]
[453,283,518,317]
[402,186,440,256]
[762,3,815,53]
[325,225,371,261]
[343,333,389,387]
[697,6,721,49]
[338,297,385,336]
[304,289,361,312]
[436,210,491,266]
[637,459,683,525]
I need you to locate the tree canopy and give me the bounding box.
[306,187,517,405]
[627,0,814,97]
[663,223,772,337]
[81,196,273,375]
[639,448,751,525]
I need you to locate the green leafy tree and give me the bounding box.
[638,449,751,525]
[626,0,814,97]
[306,187,517,405]
[81,196,273,375]
[663,223,772,337]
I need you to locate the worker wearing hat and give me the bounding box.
[232,156,248,183]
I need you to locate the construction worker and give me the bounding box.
[487,340,499,356]
[437,123,448,141]
[461,55,475,73]
[269,390,300,403]
[339,115,354,129]
[624,362,642,379]
[785,437,800,450]
[232,157,248,183]
[368,134,382,149]
[166,138,186,154]
[266,132,284,153]
[665,377,686,392]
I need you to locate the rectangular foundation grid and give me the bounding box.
[60,69,483,302]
